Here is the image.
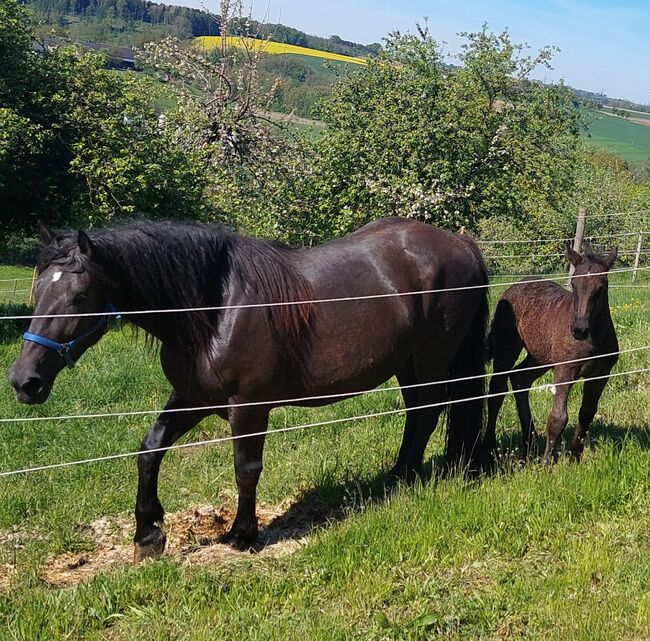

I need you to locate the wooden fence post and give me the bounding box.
[632,231,643,284]
[12,278,17,298]
[28,267,37,306]
[568,207,586,288]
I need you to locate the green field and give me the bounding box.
[1,271,649,639]
[0,266,33,305]
[583,112,650,165]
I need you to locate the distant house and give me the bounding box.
[33,37,137,70]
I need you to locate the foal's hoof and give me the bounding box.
[133,530,166,563]
[219,525,258,551]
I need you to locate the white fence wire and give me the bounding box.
[1,364,648,478]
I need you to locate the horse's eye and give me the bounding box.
[71,294,88,306]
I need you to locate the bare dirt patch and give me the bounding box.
[33,498,323,589]
[628,117,650,129]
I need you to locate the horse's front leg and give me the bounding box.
[134,392,211,562]
[543,368,575,464]
[570,376,610,461]
[220,405,269,550]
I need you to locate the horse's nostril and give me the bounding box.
[20,376,44,396]
[572,327,589,340]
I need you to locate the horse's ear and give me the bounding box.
[604,247,618,270]
[38,220,56,245]
[566,242,584,267]
[77,230,95,258]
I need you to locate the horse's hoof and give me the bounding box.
[219,526,258,551]
[133,530,166,563]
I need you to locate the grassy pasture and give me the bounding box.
[583,112,650,165]
[0,266,33,305]
[0,270,649,639]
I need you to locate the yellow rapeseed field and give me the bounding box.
[194,35,367,66]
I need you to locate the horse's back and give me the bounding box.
[495,279,575,364]
[303,217,486,289]
[286,217,488,396]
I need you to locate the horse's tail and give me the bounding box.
[444,242,489,473]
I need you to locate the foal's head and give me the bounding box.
[8,224,113,404]
[566,244,617,341]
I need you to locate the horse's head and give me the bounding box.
[566,243,617,341]
[8,224,114,404]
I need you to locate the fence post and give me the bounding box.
[568,207,586,288]
[28,267,37,306]
[12,278,17,297]
[632,231,643,283]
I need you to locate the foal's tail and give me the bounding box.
[444,246,490,473]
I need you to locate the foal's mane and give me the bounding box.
[38,221,312,368]
[583,252,612,271]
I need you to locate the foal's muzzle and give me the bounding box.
[571,324,589,341]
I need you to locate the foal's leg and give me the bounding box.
[570,377,609,461]
[134,392,211,562]
[510,355,548,459]
[220,406,269,550]
[542,368,575,464]
[485,349,523,461]
[485,299,523,463]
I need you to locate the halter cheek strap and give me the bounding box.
[22,303,121,369]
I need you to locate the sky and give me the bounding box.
[185,0,649,104]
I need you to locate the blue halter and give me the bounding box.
[23,303,121,369]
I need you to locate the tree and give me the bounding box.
[290,25,587,241]
[0,0,209,234]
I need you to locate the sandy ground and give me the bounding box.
[1,497,334,590]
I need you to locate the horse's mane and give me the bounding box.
[37,220,312,369]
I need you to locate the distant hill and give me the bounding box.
[20,0,381,55]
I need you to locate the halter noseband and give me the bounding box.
[23,303,121,368]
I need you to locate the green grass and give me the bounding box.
[0,273,649,639]
[0,266,34,304]
[583,112,650,165]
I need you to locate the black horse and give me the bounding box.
[8,218,489,561]
[485,244,618,463]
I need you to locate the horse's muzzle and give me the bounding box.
[7,370,50,404]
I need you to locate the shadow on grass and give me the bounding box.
[258,420,650,549]
[589,419,650,450]
[257,451,472,548]
[485,418,650,474]
[258,467,401,547]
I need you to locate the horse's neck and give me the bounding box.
[111,276,180,345]
[590,291,615,346]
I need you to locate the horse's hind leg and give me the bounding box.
[485,301,523,461]
[220,405,269,550]
[510,356,549,459]
[389,358,445,484]
[389,359,419,481]
[571,376,609,461]
[134,392,211,562]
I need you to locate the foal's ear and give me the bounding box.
[77,230,95,258]
[566,242,584,267]
[604,247,618,270]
